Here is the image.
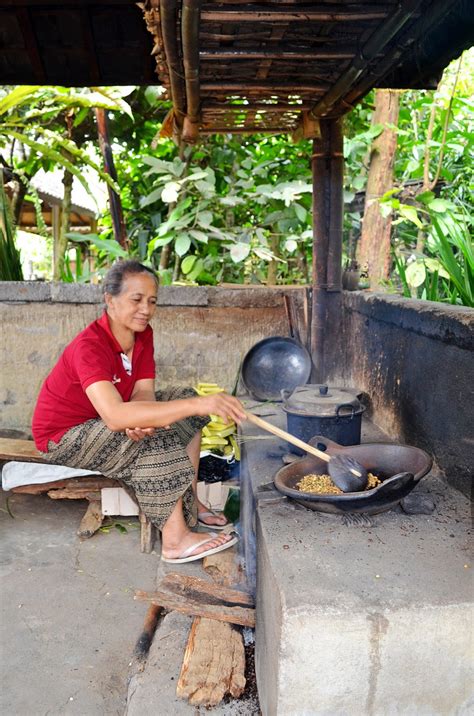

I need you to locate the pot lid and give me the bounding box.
[282,384,364,417]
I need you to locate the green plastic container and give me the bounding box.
[223,486,240,523]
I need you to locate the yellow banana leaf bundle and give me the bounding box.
[194,382,239,460]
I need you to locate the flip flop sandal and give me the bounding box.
[197,510,231,531]
[161,532,238,564]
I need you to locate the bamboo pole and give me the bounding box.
[200,81,328,92]
[201,49,356,61]
[201,8,388,23]
[203,102,311,111]
[160,0,186,124]
[181,0,201,143]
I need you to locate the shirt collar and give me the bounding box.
[97,311,126,354]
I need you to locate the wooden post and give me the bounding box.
[95,108,128,250]
[310,118,344,383]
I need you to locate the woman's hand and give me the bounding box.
[195,392,246,424]
[125,427,156,442]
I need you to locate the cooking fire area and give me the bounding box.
[237,391,472,715]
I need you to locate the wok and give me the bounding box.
[241,336,312,402]
[274,435,433,515]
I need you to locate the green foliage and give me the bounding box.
[106,114,313,284]
[386,191,473,306]
[2,49,472,297]
[0,86,131,196]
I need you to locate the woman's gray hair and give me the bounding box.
[103,260,158,297]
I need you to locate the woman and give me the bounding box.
[32,260,246,563]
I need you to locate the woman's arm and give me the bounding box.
[85,380,245,432]
[130,378,156,403]
[126,379,157,440]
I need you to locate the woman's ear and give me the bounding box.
[104,292,113,311]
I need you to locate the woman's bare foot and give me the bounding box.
[161,494,234,561]
[195,498,229,527]
[161,529,233,560]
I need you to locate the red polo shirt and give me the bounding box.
[32,312,156,451]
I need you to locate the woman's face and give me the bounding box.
[105,272,158,332]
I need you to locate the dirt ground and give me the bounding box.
[0,488,259,715]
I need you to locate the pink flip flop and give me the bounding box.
[161,532,238,564]
[197,510,231,531]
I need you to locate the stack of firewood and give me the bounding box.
[134,548,255,707]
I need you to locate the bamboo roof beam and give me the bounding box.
[200,6,390,23]
[308,0,424,118]
[200,82,328,92]
[200,49,357,61]
[200,127,284,135]
[243,24,289,132]
[181,0,201,142]
[203,102,311,111]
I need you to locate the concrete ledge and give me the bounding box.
[0,281,303,309]
[345,292,474,351]
[240,407,473,715]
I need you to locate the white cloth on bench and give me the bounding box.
[1,461,100,491]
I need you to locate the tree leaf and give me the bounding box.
[144,86,165,107]
[140,186,163,207]
[399,204,423,228]
[0,86,42,116]
[424,257,450,279]
[230,242,251,263]
[181,255,197,274]
[416,190,435,205]
[294,203,307,222]
[428,198,449,213]
[175,233,191,256]
[188,258,204,282]
[141,157,175,174]
[405,260,426,287]
[197,210,213,228]
[189,229,208,243]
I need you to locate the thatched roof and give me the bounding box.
[2,1,473,140]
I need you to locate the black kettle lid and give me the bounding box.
[281,384,364,417]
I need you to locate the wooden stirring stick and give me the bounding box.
[245,412,363,480]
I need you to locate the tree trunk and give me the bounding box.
[95,108,128,250]
[11,178,27,226]
[159,242,172,271]
[267,233,279,284]
[53,169,73,280]
[357,89,400,288]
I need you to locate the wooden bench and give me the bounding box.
[0,438,156,553]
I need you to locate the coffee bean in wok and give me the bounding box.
[328,455,369,492]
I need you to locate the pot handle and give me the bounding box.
[308,434,343,453]
[280,388,292,402]
[375,472,414,496]
[336,403,356,419]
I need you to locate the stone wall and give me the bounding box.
[0,282,293,437]
[1,282,472,495]
[332,292,474,497]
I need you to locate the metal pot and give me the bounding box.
[241,336,312,402]
[281,384,365,454]
[274,435,433,515]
